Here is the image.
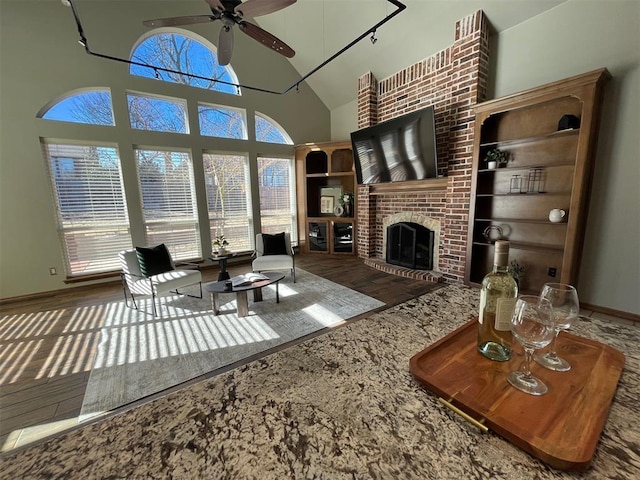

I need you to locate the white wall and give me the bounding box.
[0,1,330,298]
[331,100,358,142]
[331,0,639,314]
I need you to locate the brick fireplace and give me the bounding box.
[355,10,490,284]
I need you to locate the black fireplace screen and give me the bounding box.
[386,222,434,270]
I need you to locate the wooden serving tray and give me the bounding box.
[409,319,625,472]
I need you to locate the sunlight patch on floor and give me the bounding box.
[302,303,347,327]
[94,309,280,369]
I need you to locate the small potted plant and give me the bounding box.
[484,148,509,169]
[509,259,525,287]
[213,234,229,256]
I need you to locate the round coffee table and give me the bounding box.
[204,271,286,317]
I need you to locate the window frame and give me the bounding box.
[42,140,132,277]
[129,28,241,96]
[255,111,293,145]
[203,151,254,254]
[37,28,296,279]
[198,103,248,140]
[257,155,297,244]
[134,147,202,261]
[37,88,115,126]
[126,91,190,134]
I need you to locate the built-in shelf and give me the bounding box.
[296,141,357,255]
[465,68,611,294]
[479,128,580,149]
[478,161,575,173]
[473,241,564,253]
[302,172,354,178]
[475,218,569,225]
[476,192,571,198]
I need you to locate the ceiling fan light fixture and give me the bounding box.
[63,0,407,95]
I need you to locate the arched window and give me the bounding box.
[39,33,298,277]
[255,112,293,144]
[38,89,114,126]
[130,30,240,95]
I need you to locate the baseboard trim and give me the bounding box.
[581,302,640,323]
[0,261,254,306]
[0,279,121,306]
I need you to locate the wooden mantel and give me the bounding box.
[367,177,448,195]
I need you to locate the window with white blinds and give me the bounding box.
[135,149,201,260]
[38,28,298,280]
[203,153,252,253]
[257,156,296,241]
[43,142,132,276]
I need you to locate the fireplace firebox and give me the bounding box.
[386,222,434,270]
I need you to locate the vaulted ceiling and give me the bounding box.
[107,0,566,110]
[252,0,567,110]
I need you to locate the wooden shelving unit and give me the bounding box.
[465,68,610,294]
[295,141,357,255]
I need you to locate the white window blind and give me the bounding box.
[257,156,296,241]
[203,153,252,253]
[135,149,201,260]
[43,142,132,276]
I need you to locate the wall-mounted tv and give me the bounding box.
[350,106,438,185]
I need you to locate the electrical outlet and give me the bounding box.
[548,267,557,277]
[49,267,58,275]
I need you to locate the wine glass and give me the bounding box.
[507,295,556,396]
[534,283,579,372]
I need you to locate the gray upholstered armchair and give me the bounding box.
[252,232,295,282]
[119,244,202,317]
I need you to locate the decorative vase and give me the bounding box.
[344,203,352,217]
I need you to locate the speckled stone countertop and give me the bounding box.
[2,285,639,479]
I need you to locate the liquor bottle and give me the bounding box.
[477,240,518,361]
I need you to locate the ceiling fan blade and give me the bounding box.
[235,0,296,18]
[239,21,295,58]
[204,0,225,12]
[143,15,215,28]
[218,26,234,66]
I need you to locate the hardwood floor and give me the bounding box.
[0,254,441,453]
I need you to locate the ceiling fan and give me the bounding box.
[143,0,296,66]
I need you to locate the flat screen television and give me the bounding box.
[350,106,438,185]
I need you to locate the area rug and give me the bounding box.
[80,268,385,419]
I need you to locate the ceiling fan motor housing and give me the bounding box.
[145,0,297,66]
